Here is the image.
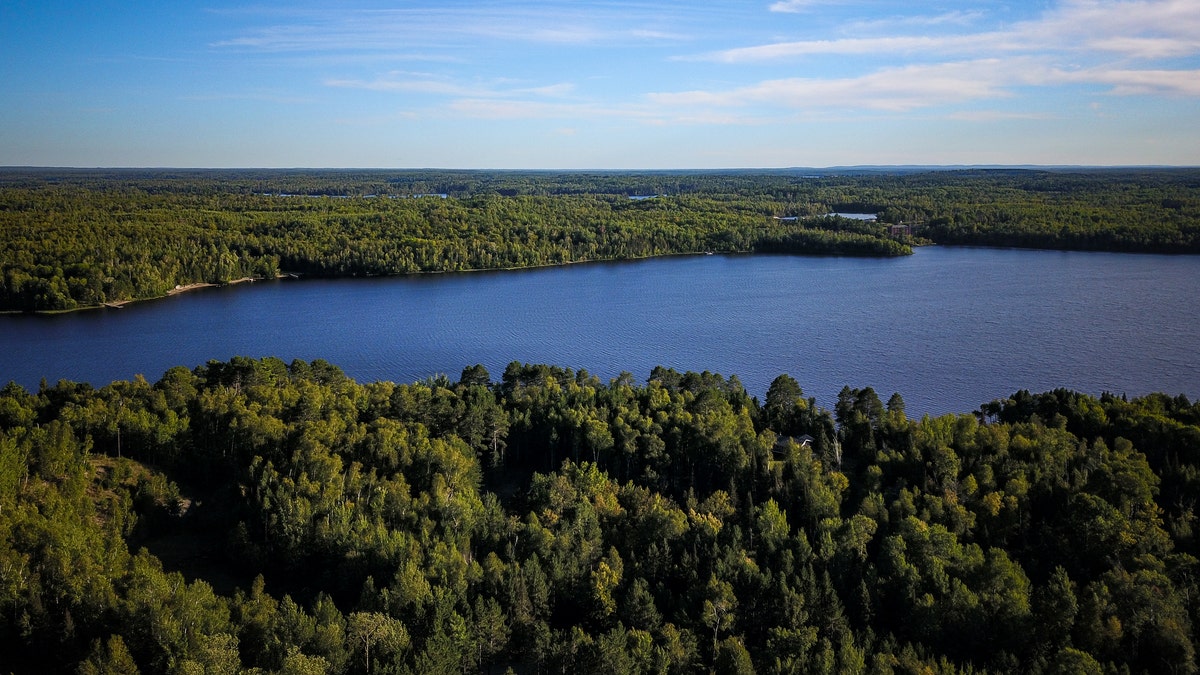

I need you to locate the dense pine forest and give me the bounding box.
[3,168,1199,312]
[2,357,1199,673]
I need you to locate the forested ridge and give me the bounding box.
[2,357,1199,673]
[4,168,1198,312]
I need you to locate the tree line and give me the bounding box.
[5,168,1199,312]
[0,183,905,312]
[1,357,1198,673]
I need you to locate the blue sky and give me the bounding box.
[2,0,1198,168]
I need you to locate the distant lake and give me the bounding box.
[2,246,1198,417]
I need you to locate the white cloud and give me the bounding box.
[697,0,1200,62]
[448,98,614,120]
[643,55,1200,125]
[631,29,691,41]
[180,91,318,105]
[1044,0,1200,56]
[660,0,1200,129]
[846,10,987,31]
[698,35,984,62]
[947,110,1057,122]
[1078,68,1200,95]
[768,0,822,13]
[1086,36,1200,58]
[226,1,1200,132]
[326,76,479,97]
[520,83,577,98]
[325,75,576,99]
[649,59,1049,112]
[213,5,693,53]
[445,96,761,126]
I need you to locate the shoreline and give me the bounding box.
[6,256,724,315]
[4,245,917,316]
[2,276,273,316]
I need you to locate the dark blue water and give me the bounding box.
[2,246,1198,417]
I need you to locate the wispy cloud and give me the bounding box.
[947,110,1058,122]
[650,56,1200,114]
[1087,36,1200,58]
[521,83,578,97]
[768,0,830,14]
[693,35,988,62]
[845,10,987,31]
[325,77,481,97]
[213,5,692,53]
[1076,68,1200,96]
[649,59,1040,112]
[698,0,1200,62]
[325,73,577,99]
[448,98,631,120]
[180,91,319,105]
[648,0,1200,127]
[216,1,1200,134]
[1041,0,1200,57]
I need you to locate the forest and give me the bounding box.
[3,168,1199,312]
[2,357,1199,674]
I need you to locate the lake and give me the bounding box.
[2,246,1198,417]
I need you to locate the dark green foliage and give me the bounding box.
[1,359,1198,673]
[6,167,1200,310]
[1,169,921,312]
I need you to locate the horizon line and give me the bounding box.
[3,164,1198,172]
